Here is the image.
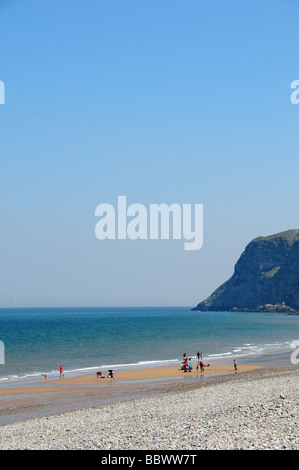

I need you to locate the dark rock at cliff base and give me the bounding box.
[192,229,299,314]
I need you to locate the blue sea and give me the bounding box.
[0,307,298,385]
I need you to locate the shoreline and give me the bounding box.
[0,364,297,449]
[0,362,262,424]
[0,361,268,426]
[0,343,297,429]
[0,341,294,386]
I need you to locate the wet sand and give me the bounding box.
[44,363,261,385]
[0,363,262,426]
[1,365,297,450]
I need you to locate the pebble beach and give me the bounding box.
[0,365,297,450]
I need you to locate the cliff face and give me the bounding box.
[193,229,299,313]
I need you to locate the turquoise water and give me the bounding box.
[0,307,298,383]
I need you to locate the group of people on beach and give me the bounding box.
[181,352,209,374]
[181,352,238,374]
[96,369,114,379]
[42,364,64,381]
[41,356,238,383]
[42,365,115,381]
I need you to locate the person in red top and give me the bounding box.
[182,358,189,372]
[60,365,64,378]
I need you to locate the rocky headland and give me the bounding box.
[193,229,299,313]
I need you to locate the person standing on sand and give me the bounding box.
[233,359,238,371]
[60,365,64,378]
[200,361,204,373]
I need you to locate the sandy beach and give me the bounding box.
[0,362,261,425]
[0,363,297,450]
[41,362,262,385]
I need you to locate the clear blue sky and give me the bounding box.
[0,0,298,307]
